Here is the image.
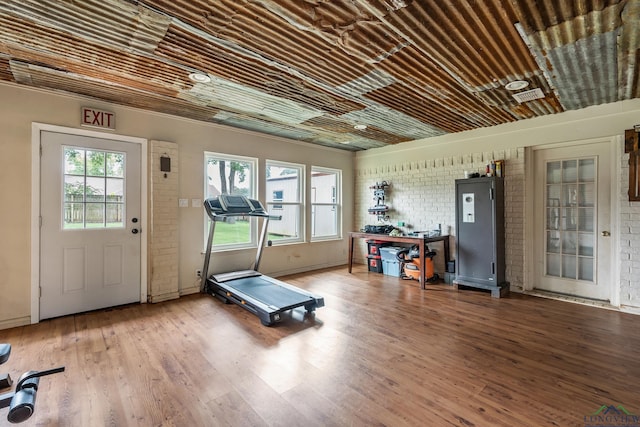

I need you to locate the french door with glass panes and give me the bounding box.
[534,142,612,301]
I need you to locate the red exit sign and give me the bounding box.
[81,107,115,130]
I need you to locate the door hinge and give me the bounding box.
[490,188,495,200]
[40,143,43,157]
[39,216,42,228]
[39,287,42,298]
[491,262,495,275]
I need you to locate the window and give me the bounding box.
[63,146,125,229]
[204,152,257,250]
[266,160,304,244]
[311,166,341,240]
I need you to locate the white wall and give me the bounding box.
[355,99,640,311]
[0,82,354,329]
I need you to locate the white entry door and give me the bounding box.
[40,131,142,319]
[533,141,613,301]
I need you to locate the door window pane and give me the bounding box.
[545,158,595,282]
[64,148,85,175]
[63,147,126,229]
[546,254,561,277]
[86,177,106,202]
[106,152,124,177]
[578,159,595,182]
[547,231,560,253]
[562,255,577,279]
[579,257,594,281]
[85,203,105,228]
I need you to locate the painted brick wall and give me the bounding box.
[355,148,525,291]
[149,140,180,303]
[619,152,640,309]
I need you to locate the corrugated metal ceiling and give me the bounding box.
[0,0,638,151]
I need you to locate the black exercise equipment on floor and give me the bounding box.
[0,343,65,424]
[201,194,324,326]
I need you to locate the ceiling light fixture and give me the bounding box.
[188,72,211,83]
[504,80,529,91]
[354,124,367,130]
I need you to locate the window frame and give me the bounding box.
[203,151,258,252]
[265,160,305,245]
[62,146,126,230]
[310,166,342,241]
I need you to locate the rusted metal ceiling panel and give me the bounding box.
[304,115,409,146]
[0,0,637,151]
[513,0,631,111]
[158,24,366,116]
[618,0,640,100]
[9,61,218,122]
[0,15,188,94]
[0,56,13,82]
[510,0,624,33]
[539,32,619,110]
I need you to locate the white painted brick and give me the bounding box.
[149,140,180,301]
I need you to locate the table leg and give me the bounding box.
[419,240,426,289]
[443,236,450,267]
[348,236,354,273]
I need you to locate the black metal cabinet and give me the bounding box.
[454,176,509,297]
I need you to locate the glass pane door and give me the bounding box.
[545,158,595,281]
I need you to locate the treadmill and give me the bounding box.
[201,194,324,326]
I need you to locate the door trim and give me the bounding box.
[31,123,148,323]
[524,136,621,307]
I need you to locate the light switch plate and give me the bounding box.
[178,198,188,208]
[191,198,202,208]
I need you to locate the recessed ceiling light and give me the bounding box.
[188,72,211,83]
[504,80,529,91]
[354,124,367,130]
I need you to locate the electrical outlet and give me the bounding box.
[196,269,202,278]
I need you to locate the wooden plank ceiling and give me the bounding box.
[0,0,638,151]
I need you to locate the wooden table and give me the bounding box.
[348,232,451,289]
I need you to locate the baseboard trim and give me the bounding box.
[148,291,180,303]
[524,290,623,312]
[0,315,32,331]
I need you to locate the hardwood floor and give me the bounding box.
[1,265,639,426]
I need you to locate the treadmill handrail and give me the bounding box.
[204,195,271,219]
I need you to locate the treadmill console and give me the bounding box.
[204,195,267,218]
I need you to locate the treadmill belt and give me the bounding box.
[225,276,313,308]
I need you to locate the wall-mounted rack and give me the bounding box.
[368,181,390,221]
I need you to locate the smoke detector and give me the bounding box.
[188,72,211,83]
[504,80,529,91]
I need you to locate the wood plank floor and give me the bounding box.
[1,265,639,426]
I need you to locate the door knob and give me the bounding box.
[132,228,139,234]
[601,230,610,237]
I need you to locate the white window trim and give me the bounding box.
[266,160,305,245]
[310,166,342,242]
[204,151,258,252]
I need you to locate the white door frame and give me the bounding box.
[31,123,148,323]
[524,136,621,306]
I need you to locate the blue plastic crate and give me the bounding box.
[379,246,404,262]
[381,259,402,277]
